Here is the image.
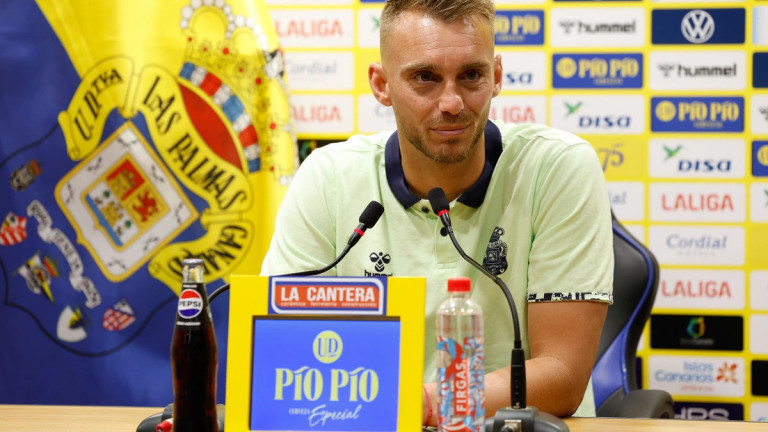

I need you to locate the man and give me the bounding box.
[262,0,613,425]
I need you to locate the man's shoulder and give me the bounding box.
[491,121,594,168]
[311,130,392,159]
[493,120,588,149]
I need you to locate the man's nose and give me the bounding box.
[438,82,464,115]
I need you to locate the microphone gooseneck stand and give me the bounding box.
[208,200,385,302]
[427,188,569,432]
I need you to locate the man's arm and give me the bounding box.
[485,300,608,417]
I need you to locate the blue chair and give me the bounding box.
[591,212,674,418]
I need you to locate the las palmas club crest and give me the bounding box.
[57,124,197,281]
[0,0,295,358]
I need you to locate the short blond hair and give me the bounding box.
[379,0,495,45]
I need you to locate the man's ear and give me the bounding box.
[369,62,392,106]
[492,54,503,97]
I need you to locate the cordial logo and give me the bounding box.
[606,181,644,222]
[313,330,343,364]
[649,225,744,266]
[177,289,203,318]
[681,10,715,43]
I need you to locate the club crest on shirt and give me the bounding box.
[483,227,508,275]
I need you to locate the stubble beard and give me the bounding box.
[399,112,488,164]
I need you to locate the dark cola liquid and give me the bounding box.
[171,277,218,432]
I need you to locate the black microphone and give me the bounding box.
[207,200,384,302]
[427,188,568,432]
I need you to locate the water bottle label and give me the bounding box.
[437,336,485,432]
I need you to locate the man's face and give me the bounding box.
[380,11,501,164]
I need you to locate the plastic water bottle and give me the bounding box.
[436,276,485,432]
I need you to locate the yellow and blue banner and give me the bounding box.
[0,0,296,405]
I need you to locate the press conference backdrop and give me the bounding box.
[268,0,768,422]
[0,0,297,406]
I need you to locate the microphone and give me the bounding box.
[207,200,384,302]
[427,188,568,432]
[283,200,384,276]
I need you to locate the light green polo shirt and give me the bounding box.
[262,120,614,417]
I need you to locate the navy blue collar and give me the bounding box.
[385,121,502,209]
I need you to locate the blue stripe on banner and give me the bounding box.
[222,96,245,122]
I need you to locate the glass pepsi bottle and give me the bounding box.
[171,258,218,432]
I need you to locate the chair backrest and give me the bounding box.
[592,212,660,416]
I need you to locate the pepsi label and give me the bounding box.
[178,287,204,320]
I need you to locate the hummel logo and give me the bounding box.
[658,63,676,78]
[559,21,576,34]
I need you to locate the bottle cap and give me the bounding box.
[447,277,471,292]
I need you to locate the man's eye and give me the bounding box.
[415,72,433,82]
[464,70,481,80]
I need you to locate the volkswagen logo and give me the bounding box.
[681,10,715,44]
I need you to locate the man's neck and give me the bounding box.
[400,138,486,203]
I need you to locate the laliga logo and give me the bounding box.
[177,289,203,318]
[682,10,715,44]
[274,330,380,402]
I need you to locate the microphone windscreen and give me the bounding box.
[428,187,450,214]
[359,201,385,228]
